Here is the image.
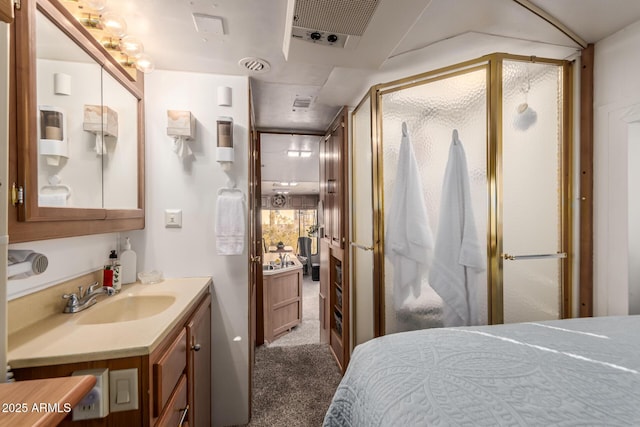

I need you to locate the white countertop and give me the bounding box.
[7,277,211,368]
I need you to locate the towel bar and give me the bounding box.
[350,242,374,251]
[502,252,567,261]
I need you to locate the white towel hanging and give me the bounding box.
[428,129,485,327]
[385,122,434,309]
[215,190,245,255]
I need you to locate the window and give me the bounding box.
[262,209,318,255]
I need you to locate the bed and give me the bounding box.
[323,316,640,426]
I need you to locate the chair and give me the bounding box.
[297,236,312,275]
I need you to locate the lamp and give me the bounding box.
[120,36,144,57]
[82,0,106,11]
[101,11,127,37]
[135,53,155,74]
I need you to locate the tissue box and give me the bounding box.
[167,110,196,139]
[83,105,118,137]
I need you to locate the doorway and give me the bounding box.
[255,132,323,347]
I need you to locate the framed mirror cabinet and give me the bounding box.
[9,0,145,243]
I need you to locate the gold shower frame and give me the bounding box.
[352,53,573,336]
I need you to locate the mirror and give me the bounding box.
[35,10,102,208]
[35,9,138,209]
[10,0,144,242]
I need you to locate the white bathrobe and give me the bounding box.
[429,130,485,327]
[385,122,434,309]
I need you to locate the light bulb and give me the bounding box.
[135,53,155,73]
[121,36,144,57]
[83,0,106,11]
[101,12,127,38]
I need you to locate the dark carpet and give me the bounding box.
[246,344,342,426]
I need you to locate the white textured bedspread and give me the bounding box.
[323,316,640,426]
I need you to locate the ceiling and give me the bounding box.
[260,133,321,195]
[102,0,640,190]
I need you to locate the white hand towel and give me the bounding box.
[215,192,245,255]
[429,130,485,327]
[385,122,434,309]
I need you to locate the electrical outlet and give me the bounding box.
[72,368,109,420]
[165,209,182,228]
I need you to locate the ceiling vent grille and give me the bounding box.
[238,57,271,73]
[292,96,313,109]
[293,0,379,36]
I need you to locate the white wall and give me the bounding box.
[130,69,249,427]
[593,19,640,316]
[7,233,118,298]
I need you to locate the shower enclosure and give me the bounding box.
[351,54,572,342]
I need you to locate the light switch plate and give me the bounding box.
[109,368,138,412]
[165,209,182,228]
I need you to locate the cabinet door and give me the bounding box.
[155,375,188,427]
[321,134,332,240]
[319,239,330,344]
[330,123,344,247]
[187,294,212,427]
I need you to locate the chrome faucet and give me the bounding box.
[62,281,116,313]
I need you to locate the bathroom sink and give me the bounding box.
[76,295,176,325]
[263,265,275,271]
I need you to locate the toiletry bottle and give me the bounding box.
[120,237,137,285]
[108,249,121,291]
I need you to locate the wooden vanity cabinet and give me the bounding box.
[12,291,211,427]
[263,268,303,343]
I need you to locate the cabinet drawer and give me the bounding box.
[155,374,188,427]
[154,328,187,416]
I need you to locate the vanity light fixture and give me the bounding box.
[101,11,127,37]
[300,151,312,158]
[120,36,144,57]
[135,53,155,73]
[83,0,107,11]
[69,1,155,77]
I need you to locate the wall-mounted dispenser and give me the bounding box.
[216,117,234,171]
[167,110,195,159]
[7,249,49,280]
[83,104,119,155]
[217,86,232,106]
[39,105,68,166]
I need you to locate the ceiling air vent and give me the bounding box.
[238,57,271,73]
[288,0,379,48]
[292,96,313,109]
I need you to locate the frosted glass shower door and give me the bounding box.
[501,60,566,323]
[380,67,489,334]
[351,96,375,345]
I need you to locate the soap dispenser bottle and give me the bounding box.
[120,237,137,285]
[108,250,121,291]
